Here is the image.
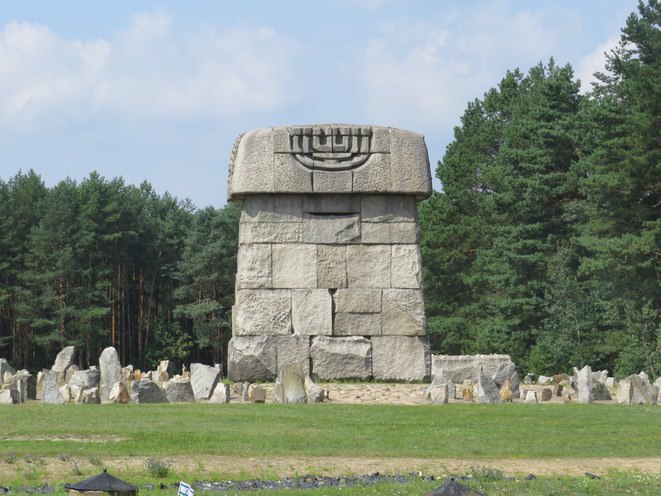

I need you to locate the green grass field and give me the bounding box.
[1,402,659,494]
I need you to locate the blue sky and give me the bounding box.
[0,0,639,208]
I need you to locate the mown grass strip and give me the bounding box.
[1,402,659,459]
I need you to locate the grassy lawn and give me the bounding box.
[1,402,659,494]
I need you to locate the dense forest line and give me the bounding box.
[1,2,658,377]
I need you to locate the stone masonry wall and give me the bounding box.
[227,125,432,382]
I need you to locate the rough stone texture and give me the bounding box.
[346,245,391,288]
[616,374,659,406]
[591,381,612,401]
[236,244,272,289]
[248,384,266,403]
[425,383,449,404]
[227,336,277,382]
[209,383,230,404]
[574,365,593,404]
[305,376,326,403]
[190,363,221,401]
[381,289,426,336]
[274,364,307,404]
[234,290,291,336]
[333,289,381,313]
[164,378,196,403]
[303,214,360,244]
[108,382,130,404]
[390,245,422,289]
[292,289,332,336]
[52,346,75,376]
[334,313,381,336]
[492,361,521,399]
[0,389,19,404]
[80,388,100,404]
[524,390,538,403]
[69,368,100,390]
[7,370,35,403]
[431,354,514,380]
[276,335,310,376]
[273,244,317,288]
[0,358,16,383]
[372,336,430,381]
[99,347,122,402]
[317,245,347,288]
[228,125,431,382]
[310,336,372,380]
[42,370,64,404]
[474,370,502,404]
[130,380,168,404]
[541,388,553,401]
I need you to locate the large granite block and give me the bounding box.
[227,336,277,381]
[229,128,274,196]
[310,336,372,380]
[390,244,422,289]
[303,195,360,214]
[292,289,332,336]
[274,154,313,193]
[381,289,426,335]
[303,213,361,244]
[334,313,381,336]
[239,222,302,244]
[241,195,304,223]
[361,222,418,244]
[234,289,291,335]
[361,195,418,223]
[273,244,317,288]
[372,336,430,381]
[317,245,347,288]
[388,128,432,197]
[346,245,391,288]
[276,335,311,376]
[352,154,391,193]
[236,244,272,289]
[333,288,381,313]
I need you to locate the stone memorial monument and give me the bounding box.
[226,124,432,381]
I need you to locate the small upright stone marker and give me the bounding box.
[227,125,432,381]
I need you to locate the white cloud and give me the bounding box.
[577,36,619,93]
[0,10,296,125]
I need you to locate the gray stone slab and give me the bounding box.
[52,346,75,374]
[274,153,313,193]
[361,222,418,244]
[42,369,64,404]
[317,245,347,288]
[352,154,391,193]
[381,289,426,335]
[99,346,122,403]
[313,171,353,193]
[390,244,422,289]
[236,244,272,289]
[346,245,391,288]
[272,244,317,288]
[190,363,221,401]
[389,128,432,197]
[240,195,304,223]
[292,289,332,336]
[276,335,310,376]
[303,213,361,244]
[303,195,360,214]
[361,195,417,223]
[238,222,302,244]
[310,336,372,380]
[130,380,168,404]
[372,336,430,381]
[370,126,390,153]
[333,289,382,313]
[164,378,196,403]
[229,128,275,197]
[334,313,381,336]
[208,383,230,403]
[227,336,278,382]
[234,289,292,335]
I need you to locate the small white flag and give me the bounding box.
[178,481,194,496]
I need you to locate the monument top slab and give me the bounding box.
[228,124,432,200]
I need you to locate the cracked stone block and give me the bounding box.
[303,213,361,244]
[236,244,272,289]
[241,195,304,223]
[391,244,422,289]
[361,195,417,223]
[276,335,310,376]
[317,245,347,288]
[334,313,381,336]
